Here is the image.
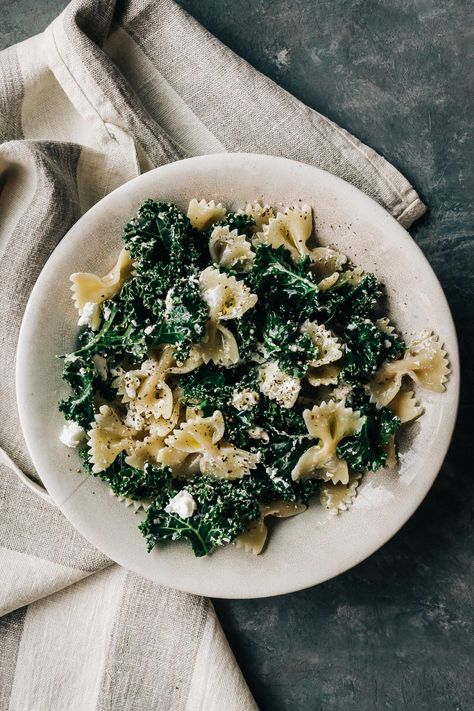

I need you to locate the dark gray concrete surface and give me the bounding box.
[2,1,473,709]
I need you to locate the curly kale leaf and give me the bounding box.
[72,274,208,365]
[260,397,307,436]
[59,356,106,428]
[153,277,208,363]
[318,273,383,324]
[249,244,319,319]
[262,312,317,377]
[80,449,173,500]
[212,212,256,234]
[256,404,317,502]
[179,363,233,413]
[227,311,259,362]
[344,273,383,319]
[140,477,261,556]
[337,388,401,472]
[341,317,406,383]
[123,199,199,276]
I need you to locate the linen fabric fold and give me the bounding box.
[0,1,425,709]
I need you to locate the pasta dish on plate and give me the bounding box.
[58,198,449,556]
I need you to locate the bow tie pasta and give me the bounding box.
[59,198,450,557]
[291,401,366,485]
[70,248,133,330]
[209,225,255,272]
[187,198,226,230]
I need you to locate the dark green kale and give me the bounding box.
[140,466,321,557]
[72,299,149,362]
[347,273,383,318]
[179,363,233,413]
[59,356,107,428]
[60,197,414,559]
[179,362,259,448]
[80,449,173,500]
[152,277,208,363]
[341,317,405,383]
[179,365,316,489]
[212,212,256,234]
[71,227,209,365]
[262,312,317,377]
[227,311,259,362]
[337,388,401,471]
[248,244,319,319]
[123,199,200,276]
[260,397,307,437]
[140,476,261,556]
[317,273,383,324]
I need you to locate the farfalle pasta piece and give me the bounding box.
[236,501,306,554]
[158,448,201,479]
[161,410,258,480]
[291,401,365,484]
[369,330,450,407]
[309,246,347,281]
[88,405,138,473]
[187,198,226,230]
[388,389,424,424]
[319,474,361,514]
[199,266,257,321]
[125,435,167,470]
[306,363,341,387]
[113,348,184,437]
[165,410,225,453]
[113,356,174,429]
[302,322,343,387]
[167,346,204,375]
[199,321,240,367]
[209,225,255,272]
[201,446,260,480]
[237,201,274,231]
[70,248,133,329]
[158,413,219,475]
[303,320,343,364]
[407,331,450,390]
[317,272,340,291]
[253,204,313,261]
[110,490,152,513]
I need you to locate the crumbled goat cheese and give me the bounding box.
[384,339,392,349]
[60,421,85,448]
[258,361,301,408]
[231,389,260,411]
[248,426,269,442]
[164,490,196,519]
[78,301,100,330]
[164,288,174,320]
[144,325,154,335]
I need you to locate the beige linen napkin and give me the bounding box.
[0,1,426,708]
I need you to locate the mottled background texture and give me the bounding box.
[1,0,473,709]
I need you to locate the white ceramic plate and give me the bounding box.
[16,154,459,598]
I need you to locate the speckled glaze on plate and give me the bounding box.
[16,154,459,598]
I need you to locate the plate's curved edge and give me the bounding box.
[15,153,460,598]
